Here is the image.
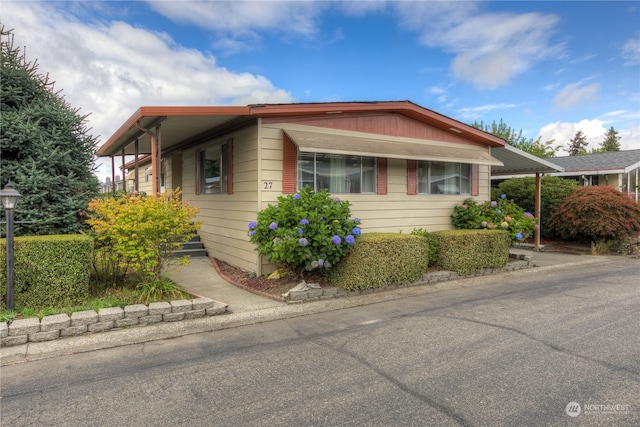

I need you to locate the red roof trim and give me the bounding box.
[98,101,504,156]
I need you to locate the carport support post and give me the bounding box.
[534,172,542,252]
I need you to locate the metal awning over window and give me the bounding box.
[283,129,503,166]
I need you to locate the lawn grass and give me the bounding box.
[0,279,192,323]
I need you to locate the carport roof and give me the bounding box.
[491,144,564,176]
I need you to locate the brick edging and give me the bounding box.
[0,297,228,348]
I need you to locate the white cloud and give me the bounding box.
[536,118,640,153]
[553,82,600,109]
[395,3,563,89]
[455,103,518,121]
[148,1,323,53]
[620,37,640,66]
[618,123,640,150]
[3,2,293,179]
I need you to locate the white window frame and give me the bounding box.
[197,142,228,195]
[297,152,376,194]
[418,161,471,195]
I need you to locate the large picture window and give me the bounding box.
[418,161,471,195]
[297,152,376,193]
[197,142,228,194]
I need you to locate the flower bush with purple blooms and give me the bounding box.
[247,186,362,276]
[450,195,535,242]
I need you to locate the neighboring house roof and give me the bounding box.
[545,150,640,175]
[120,154,152,171]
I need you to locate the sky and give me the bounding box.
[3,1,640,181]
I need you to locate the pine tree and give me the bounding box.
[600,126,621,152]
[565,130,589,156]
[1,27,99,236]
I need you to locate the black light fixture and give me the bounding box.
[1,182,21,310]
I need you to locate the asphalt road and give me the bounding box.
[1,259,638,426]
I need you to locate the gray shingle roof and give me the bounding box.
[546,149,640,172]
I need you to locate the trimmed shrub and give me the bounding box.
[432,229,511,275]
[409,228,439,265]
[0,235,93,309]
[547,186,640,244]
[491,176,577,237]
[86,189,200,283]
[327,233,429,291]
[248,186,361,276]
[451,196,535,242]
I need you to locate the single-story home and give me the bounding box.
[547,150,639,201]
[491,149,640,202]
[97,101,560,274]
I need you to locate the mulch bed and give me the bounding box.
[213,258,332,298]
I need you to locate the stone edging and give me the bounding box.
[282,253,536,303]
[0,297,228,348]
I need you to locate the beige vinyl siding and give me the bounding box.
[181,122,493,276]
[343,160,490,234]
[162,157,172,192]
[259,124,492,232]
[139,167,153,194]
[182,125,262,273]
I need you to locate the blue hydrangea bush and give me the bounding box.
[247,186,362,276]
[450,194,535,242]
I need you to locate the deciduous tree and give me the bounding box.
[471,119,559,158]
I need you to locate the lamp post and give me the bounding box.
[1,182,21,310]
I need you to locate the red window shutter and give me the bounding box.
[471,164,479,196]
[226,138,234,194]
[376,158,387,195]
[282,133,297,194]
[407,160,417,195]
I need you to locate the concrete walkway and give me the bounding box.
[166,257,282,313]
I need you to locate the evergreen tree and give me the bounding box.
[600,126,621,152]
[471,119,559,158]
[565,130,589,156]
[1,27,99,236]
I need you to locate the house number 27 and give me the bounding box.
[263,181,273,189]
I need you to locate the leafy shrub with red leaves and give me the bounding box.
[548,186,640,243]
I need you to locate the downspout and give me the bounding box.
[136,121,160,195]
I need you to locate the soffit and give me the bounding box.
[98,115,243,156]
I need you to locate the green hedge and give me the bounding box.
[0,235,93,309]
[432,229,510,276]
[328,233,429,291]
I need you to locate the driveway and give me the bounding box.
[1,258,638,426]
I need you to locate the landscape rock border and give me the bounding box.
[281,253,535,303]
[0,297,227,348]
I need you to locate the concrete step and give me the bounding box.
[180,241,206,251]
[172,248,208,258]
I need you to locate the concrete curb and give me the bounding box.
[0,254,622,366]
